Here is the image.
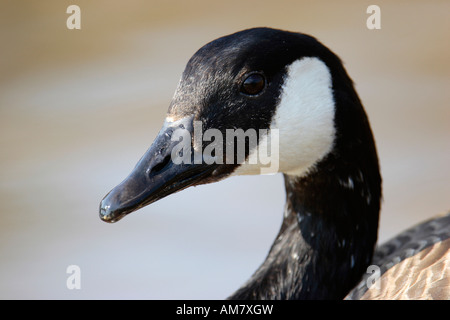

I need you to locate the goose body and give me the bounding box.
[99,28,450,299]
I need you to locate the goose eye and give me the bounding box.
[241,73,265,95]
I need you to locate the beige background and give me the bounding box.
[0,1,449,299]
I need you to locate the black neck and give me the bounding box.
[229,155,380,299]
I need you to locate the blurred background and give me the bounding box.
[0,0,448,299]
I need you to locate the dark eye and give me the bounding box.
[241,73,265,95]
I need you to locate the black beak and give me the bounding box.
[99,116,219,223]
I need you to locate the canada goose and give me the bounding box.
[99,28,450,299]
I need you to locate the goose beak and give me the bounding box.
[99,116,218,223]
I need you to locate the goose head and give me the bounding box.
[99,27,382,299]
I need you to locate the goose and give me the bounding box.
[99,27,450,299]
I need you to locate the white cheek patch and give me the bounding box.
[233,57,336,177]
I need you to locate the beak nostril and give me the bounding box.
[150,154,172,176]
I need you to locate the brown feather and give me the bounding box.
[361,238,450,299]
[346,212,450,300]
